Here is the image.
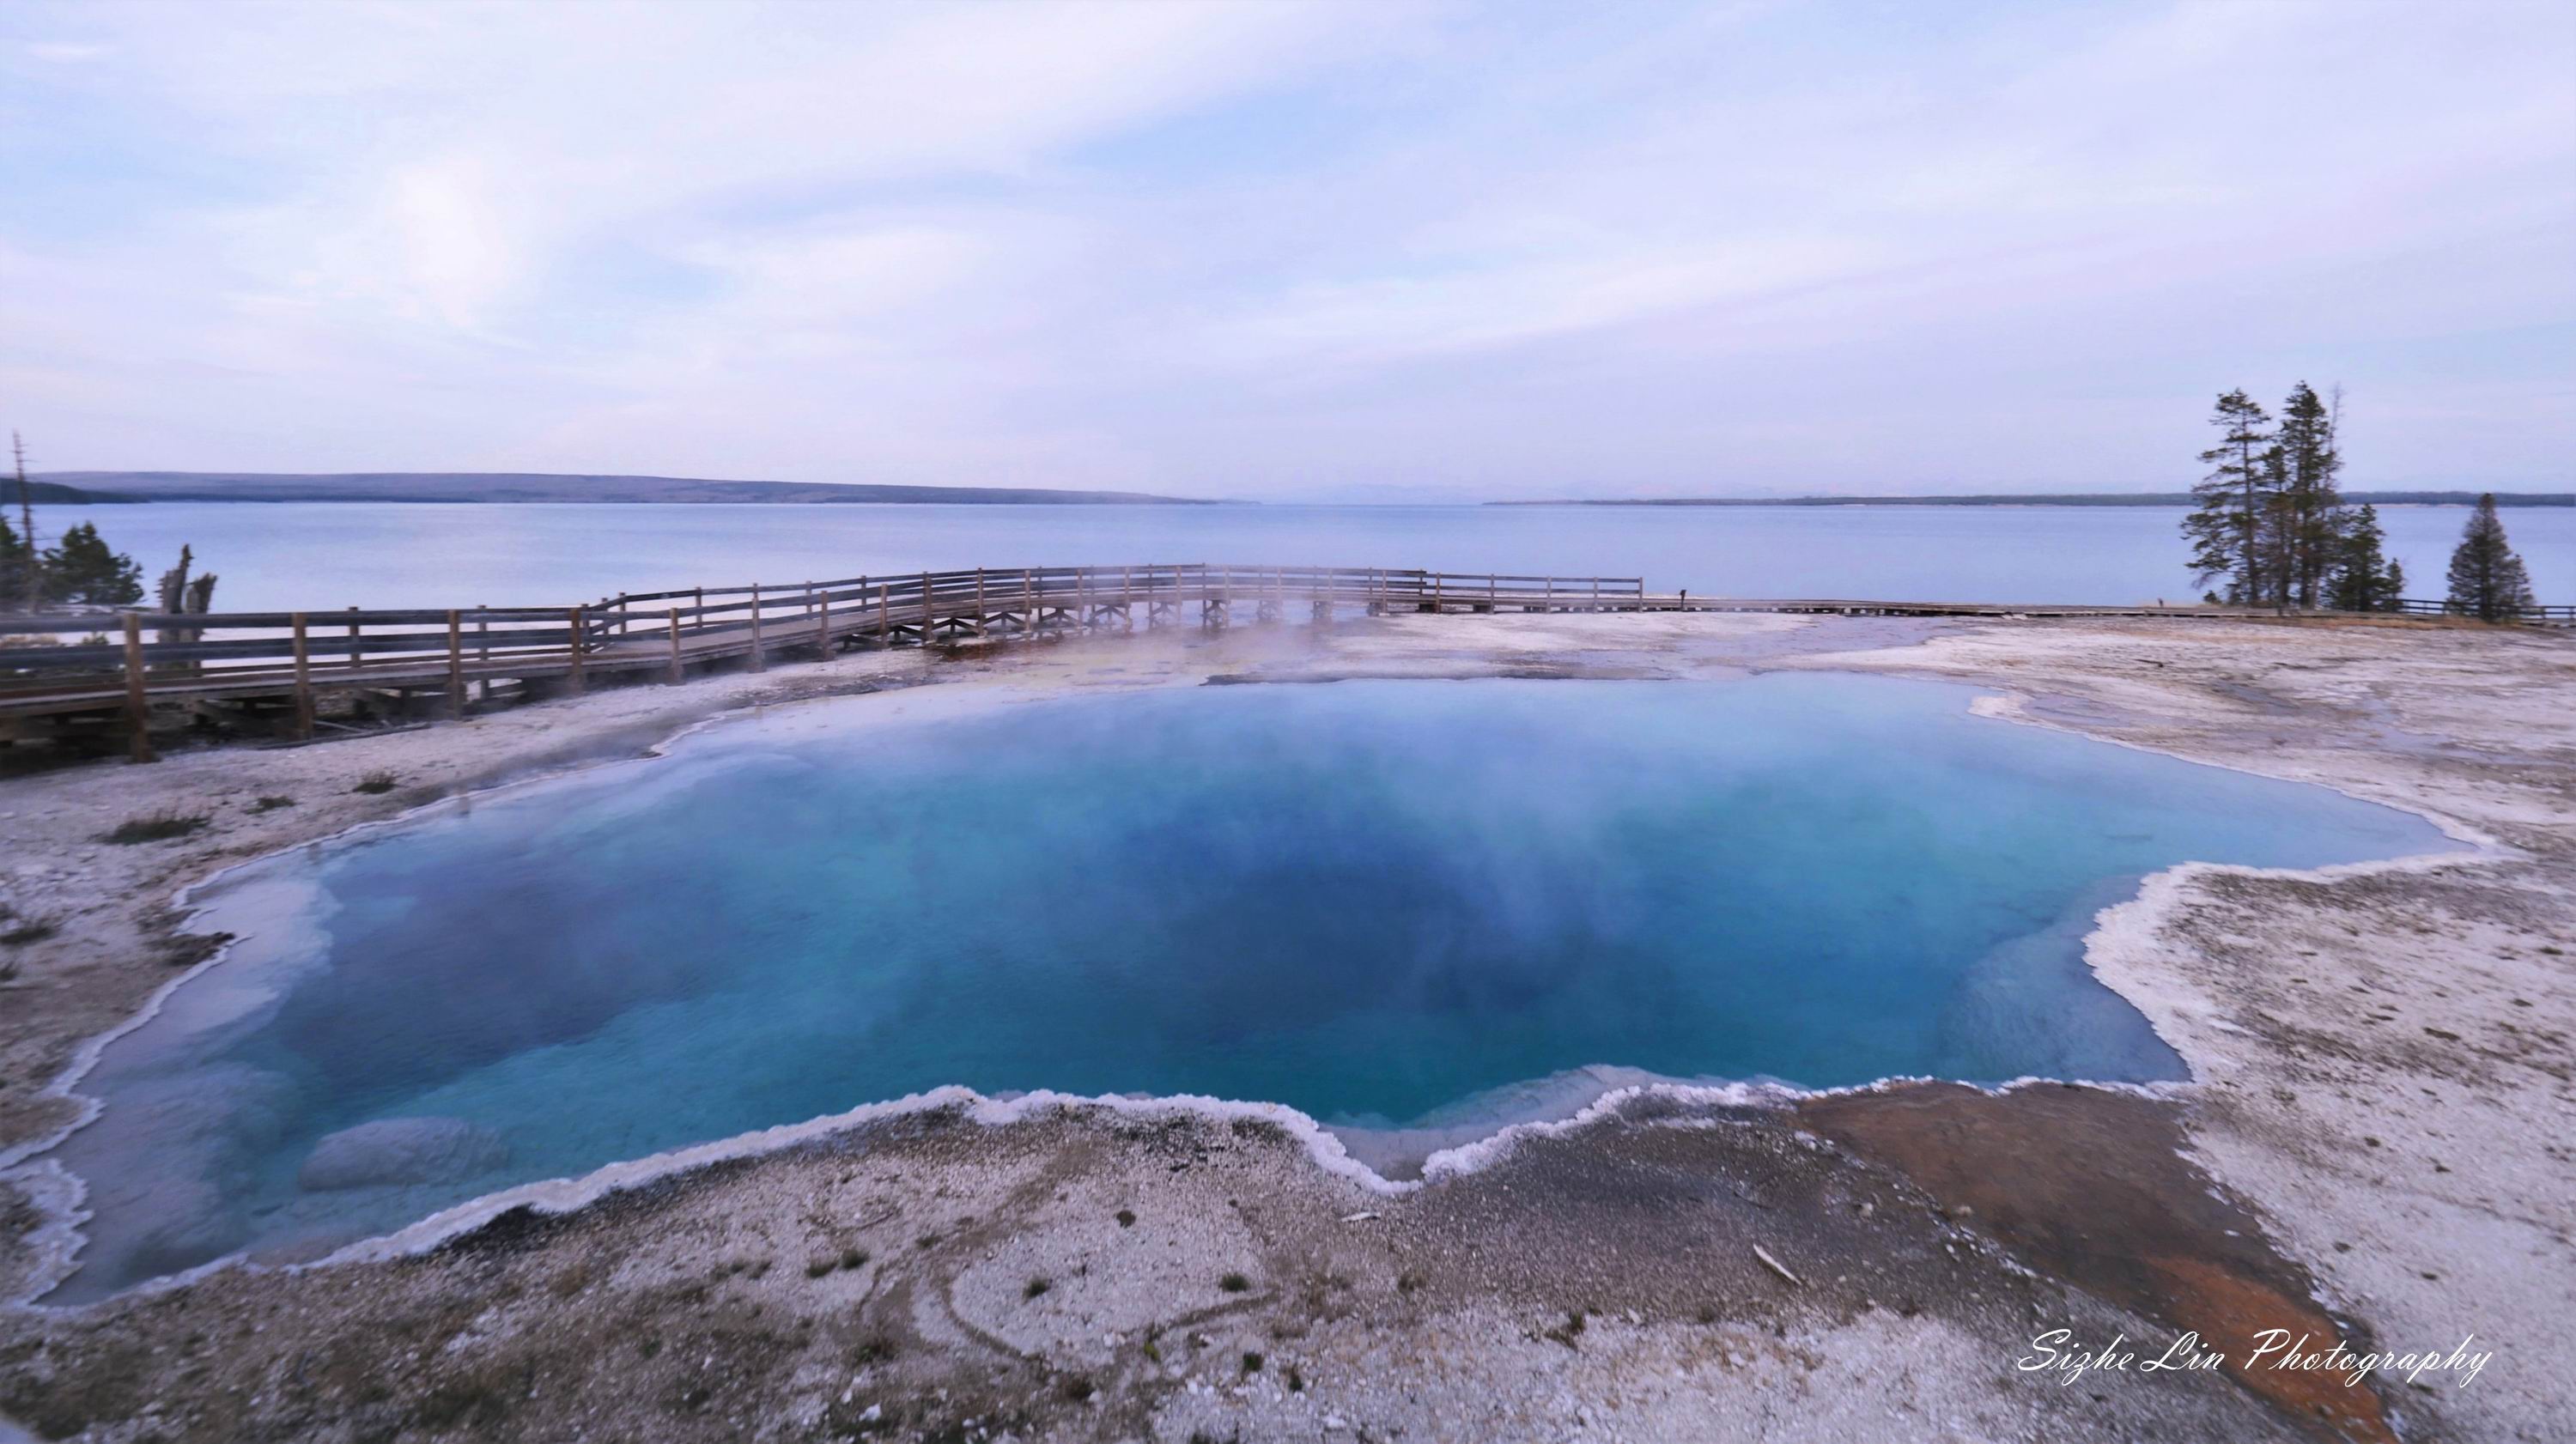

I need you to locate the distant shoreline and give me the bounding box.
[26,475,2570,508]
[1490,491,2572,508]
[31,471,1232,507]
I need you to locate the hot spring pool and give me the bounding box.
[39,674,2453,1299]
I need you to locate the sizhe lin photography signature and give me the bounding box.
[2019,1329,2494,1390]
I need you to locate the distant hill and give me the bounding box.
[34,472,1224,506]
[2,478,143,505]
[1493,491,2573,507]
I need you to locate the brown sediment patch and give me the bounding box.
[1797,1081,2397,1444]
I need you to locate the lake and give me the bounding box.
[36,501,2569,612]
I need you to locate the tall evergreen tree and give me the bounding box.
[9,432,34,613]
[2324,504,2405,612]
[2182,389,2273,603]
[2272,381,2344,607]
[40,522,144,606]
[2445,494,2536,622]
[0,513,29,610]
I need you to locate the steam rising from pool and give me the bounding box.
[39,676,2450,1299]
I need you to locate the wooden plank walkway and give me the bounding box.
[1,561,2564,761]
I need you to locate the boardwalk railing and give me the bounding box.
[0,565,1643,758]
[0,562,2561,762]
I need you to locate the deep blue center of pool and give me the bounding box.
[46,675,2450,1298]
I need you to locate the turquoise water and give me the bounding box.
[42,499,2572,612]
[45,675,2451,1299]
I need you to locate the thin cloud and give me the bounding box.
[0,0,2567,500]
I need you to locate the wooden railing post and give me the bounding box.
[446,610,467,719]
[345,605,361,671]
[666,608,684,683]
[565,606,586,695]
[920,571,932,646]
[817,585,833,660]
[289,611,315,740]
[748,583,766,672]
[120,612,156,764]
[975,568,987,636]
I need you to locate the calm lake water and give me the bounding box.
[47,674,2451,1299]
[41,500,2570,611]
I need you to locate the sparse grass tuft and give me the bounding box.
[1115,1208,1136,1229]
[1218,1272,1251,1294]
[1059,1375,1095,1403]
[1543,1309,1587,1349]
[1239,1351,1263,1375]
[806,1255,836,1278]
[1285,1364,1305,1393]
[100,810,210,845]
[1394,1269,1425,1295]
[1024,1277,1051,1300]
[839,1247,869,1271]
[250,795,296,812]
[352,770,398,795]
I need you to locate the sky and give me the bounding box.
[2,1,2571,503]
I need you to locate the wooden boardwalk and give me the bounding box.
[0,561,2563,761]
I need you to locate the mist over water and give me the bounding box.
[43,675,2451,1300]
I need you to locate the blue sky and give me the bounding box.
[2,1,2570,501]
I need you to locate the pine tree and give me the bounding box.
[2272,381,2345,608]
[2324,505,2405,612]
[40,522,144,606]
[2182,389,2273,603]
[10,431,35,613]
[2445,494,2536,622]
[0,513,29,610]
